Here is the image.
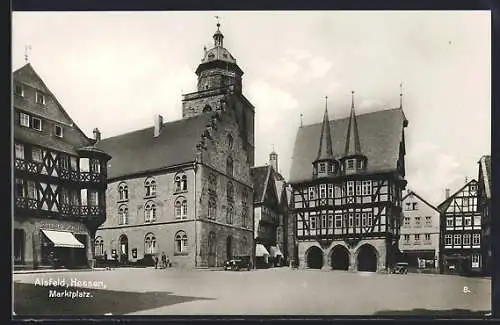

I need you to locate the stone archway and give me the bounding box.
[119,235,129,264]
[330,245,350,270]
[306,246,323,269]
[357,244,378,272]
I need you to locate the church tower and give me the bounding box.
[340,91,367,175]
[269,148,278,172]
[312,97,339,179]
[182,21,255,166]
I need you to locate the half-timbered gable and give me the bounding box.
[13,63,111,270]
[438,180,482,274]
[289,94,408,272]
[477,155,491,275]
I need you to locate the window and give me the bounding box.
[405,202,411,211]
[80,158,90,172]
[335,214,342,228]
[347,181,354,196]
[319,184,326,198]
[474,215,481,226]
[175,231,188,253]
[70,156,78,171]
[444,235,452,245]
[227,134,233,149]
[91,159,100,174]
[404,217,410,227]
[95,237,104,256]
[36,91,46,105]
[310,216,316,229]
[119,205,129,224]
[226,156,234,177]
[20,112,30,127]
[319,163,326,173]
[242,207,248,228]
[31,117,42,131]
[463,234,471,246]
[446,217,453,227]
[328,215,333,228]
[145,201,157,222]
[54,125,63,137]
[362,181,372,195]
[15,179,24,197]
[59,154,69,170]
[472,253,480,268]
[425,216,432,227]
[59,188,69,205]
[145,178,156,197]
[412,202,418,210]
[362,213,367,227]
[174,198,187,219]
[454,234,461,245]
[32,147,42,162]
[424,234,431,241]
[208,197,217,220]
[227,182,234,202]
[348,213,354,227]
[327,184,334,198]
[464,216,472,226]
[367,212,373,226]
[15,143,24,159]
[355,182,361,195]
[15,83,24,96]
[175,173,187,192]
[117,183,128,201]
[27,181,36,199]
[404,234,410,242]
[226,204,234,224]
[145,233,156,255]
[355,213,360,227]
[347,159,354,169]
[455,217,462,227]
[463,198,469,206]
[414,234,420,242]
[472,234,480,245]
[470,185,477,191]
[308,187,315,200]
[356,160,363,169]
[415,217,421,227]
[88,191,98,206]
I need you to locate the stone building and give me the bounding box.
[400,190,440,271]
[477,155,491,275]
[288,93,408,272]
[94,23,255,268]
[13,63,111,270]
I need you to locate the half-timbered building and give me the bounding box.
[94,23,255,269]
[438,179,482,275]
[13,63,111,270]
[400,190,440,271]
[477,155,491,275]
[289,93,408,272]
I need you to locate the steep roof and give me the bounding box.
[402,190,440,213]
[96,113,213,180]
[289,108,407,183]
[479,155,491,199]
[344,97,363,157]
[437,179,478,212]
[250,165,270,203]
[315,107,334,161]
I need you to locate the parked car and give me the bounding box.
[224,256,251,271]
[392,262,409,274]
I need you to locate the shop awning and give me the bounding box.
[270,246,283,258]
[41,230,85,248]
[255,244,269,257]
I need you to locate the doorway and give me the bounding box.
[119,235,129,264]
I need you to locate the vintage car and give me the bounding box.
[391,262,409,274]
[224,256,251,271]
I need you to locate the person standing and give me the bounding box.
[153,255,158,269]
[161,252,166,269]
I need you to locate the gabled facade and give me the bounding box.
[13,63,111,269]
[95,23,255,269]
[477,155,491,275]
[438,180,482,275]
[400,190,440,270]
[289,94,408,272]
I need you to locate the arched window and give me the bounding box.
[119,205,128,225]
[226,156,233,177]
[226,204,234,224]
[94,236,104,256]
[208,196,217,220]
[175,231,188,254]
[118,182,128,201]
[144,233,156,255]
[241,236,248,255]
[227,134,233,150]
[175,197,187,219]
[227,181,234,202]
[144,201,156,223]
[175,173,188,192]
[145,177,157,197]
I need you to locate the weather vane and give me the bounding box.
[24,45,32,63]
[215,15,221,27]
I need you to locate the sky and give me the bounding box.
[12,11,491,206]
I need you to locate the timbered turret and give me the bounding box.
[312,97,339,179]
[340,91,367,175]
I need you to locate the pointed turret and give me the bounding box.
[340,91,367,175]
[312,96,339,179]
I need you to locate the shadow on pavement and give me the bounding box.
[374,309,491,317]
[14,282,214,316]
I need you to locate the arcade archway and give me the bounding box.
[330,245,350,270]
[306,246,323,269]
[357,244,378,272]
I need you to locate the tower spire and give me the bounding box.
[316,97,334,161]
[344,90,362,156]
[213,16,224,47]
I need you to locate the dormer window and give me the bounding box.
[319,163,326,173]
[328,163,334,173]
[356,160,363,169]
[15,84,24,97]
[54,125,63,138]
[347,159,354,169]
[36,91,46,105]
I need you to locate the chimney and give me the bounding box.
[154,114,163,137]
[93,128,101,143]
[445,188,450,199]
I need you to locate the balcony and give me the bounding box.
[15,158,42,174]
[16,199,105,218]
[79,171,105,184]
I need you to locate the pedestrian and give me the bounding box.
[161,252,166,269]
[166,255,170,268]
[154,255,158,269]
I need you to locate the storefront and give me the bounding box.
[255,244,269,268]
[40,229,87,268]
